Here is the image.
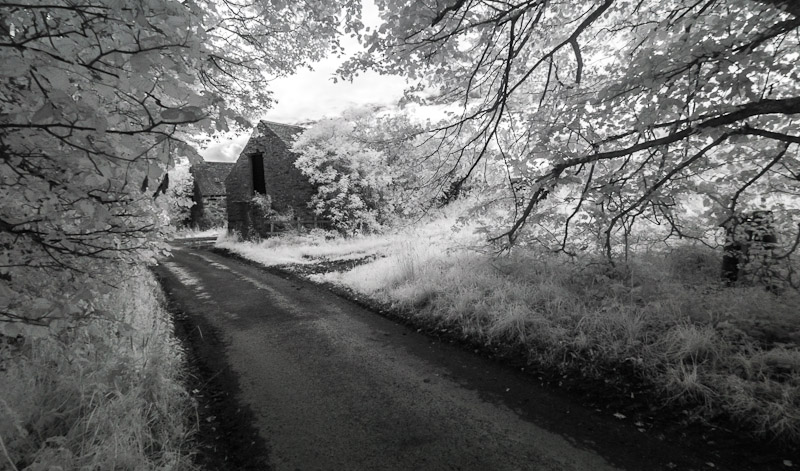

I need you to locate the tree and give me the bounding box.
[0,0,360,332]
[344,0,800,261]
[164,158,194,229]
[291,107,445,233]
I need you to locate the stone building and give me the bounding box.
[225,121,315,237]
[189,161,234,229]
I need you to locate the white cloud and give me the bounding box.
[199,52,408,161]
[263,65,408,124]
[263,17,408,124]
[199,133,249,162]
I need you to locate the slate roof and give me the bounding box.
[260,120,305,147]
[191,161,234,197]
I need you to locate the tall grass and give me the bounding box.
[216,201,483,267]
[217,228,394,266]
[320,242,800,443]
[0,267,194,470]
[174,225,226,239]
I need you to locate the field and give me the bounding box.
[217,209,800,446]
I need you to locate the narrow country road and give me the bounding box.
[153,242,726,471]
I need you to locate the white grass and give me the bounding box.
[0,267,194,470]
[218,230,393,265]
[219,207,800,444]
[175,225,226,239]
[217,202,483,268]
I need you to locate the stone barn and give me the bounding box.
[188,161,234,229]
[225,121,316,238]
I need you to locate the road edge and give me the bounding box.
[153,266,274,471]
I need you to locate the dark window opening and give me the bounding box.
[251,153,266,194]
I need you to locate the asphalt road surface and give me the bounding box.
[154,242,761,471]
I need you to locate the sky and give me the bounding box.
[199,1,409,163]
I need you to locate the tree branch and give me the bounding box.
[431,0,469,26]
[570,38,582,83]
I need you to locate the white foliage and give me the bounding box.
[0,0,360,331]
[291,107,443,233]
[162,158,195,228]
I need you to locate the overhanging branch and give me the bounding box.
[490,96,800,248]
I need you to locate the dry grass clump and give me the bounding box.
[322,242,800,443]
[0,267,194,470]
[216,200,484,268]
[175,225,226,239]
[218,228,394,266]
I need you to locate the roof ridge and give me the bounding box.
[259,119,305,130]
[197,160,235,166]
[192,161,234,196]
[258,120,305,147]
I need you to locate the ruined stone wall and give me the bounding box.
[225,122,316,238]
[200,196,227,228]
[225,156,255,236]
[189,185,229,229]
[722,210,779,286]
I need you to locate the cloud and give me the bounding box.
[263,41,408,124]
[199,134,249,162]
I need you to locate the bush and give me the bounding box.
[0,267,194,470]
[664,245,722,284]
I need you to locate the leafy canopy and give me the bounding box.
[291,107,443,233]
[343,0,800,259]
[0,0,359,332]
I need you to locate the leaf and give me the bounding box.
[0,55,28,77]
[161,106,204,123]
[31,102,56,123]
[0,321,50,339]
[0,322,24,338]
[0,282,13,308]
[129,53,151,73]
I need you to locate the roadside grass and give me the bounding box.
[333,243,800,442]
[217,228,394,266]
[216,204,482,267]
[175,225,226,239]
[0,267,195,470]
[220,221,800,444]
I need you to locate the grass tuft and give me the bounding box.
[0,267,194,470]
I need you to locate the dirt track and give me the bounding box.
[154,241,785,471]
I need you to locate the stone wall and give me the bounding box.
[226,122,316,238]
[201,196,227,228]
[226,201,252,238]
[226,154,255,237]
[722,210,779,286]
[189,191,228,229]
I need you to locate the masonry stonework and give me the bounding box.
[200,196,227,227]
[225,121,316,238]
[189,161,234,229]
